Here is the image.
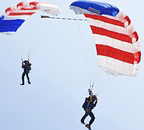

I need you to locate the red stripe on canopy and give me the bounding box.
[91,26,133,43]
[84,14,124,27]
[9,12,35,16]
[96,44,141,64]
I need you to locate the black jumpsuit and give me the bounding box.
[81,95,97,126]
[21,61,31,85]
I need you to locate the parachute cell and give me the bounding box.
[70,0,141,76]
[0,1,60,34]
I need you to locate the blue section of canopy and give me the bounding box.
[0,16,4,23]
[0,19,25,32]
[70,0,119,16]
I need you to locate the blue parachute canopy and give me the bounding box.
[0,15,4,22]
[0,19,25,33]
[70,0,120,16]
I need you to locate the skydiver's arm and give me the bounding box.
[29,63,31,66]
[22,63,25,68]
[94,97,98,107]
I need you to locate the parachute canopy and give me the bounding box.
[70,0,141,76]
[0,1,60,34]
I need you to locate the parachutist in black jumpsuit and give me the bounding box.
[81,93,98,130]
[21,60,31,85]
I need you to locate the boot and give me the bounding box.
[28,81,31,84]
[85,124,91,130]
[81,121,85,125]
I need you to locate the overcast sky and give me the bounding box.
[0,0,144,130]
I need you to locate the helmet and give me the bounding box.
[88,89,93,96]
[24,60,29,64]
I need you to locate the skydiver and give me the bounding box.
[20,60,31,85]
[81,89,98,130]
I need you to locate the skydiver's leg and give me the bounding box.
[88,111,95,126]
[26,73,31,84]
[81,112,89,124]
[21,72,25,85]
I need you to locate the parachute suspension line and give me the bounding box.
[20,54,30,63]
[90,82,94,92]
[90,40,97,92]
[17,43,26,62]
[74,15,108,97]
[16,35,32,62]
[78,16,93,86]
[22,15,53,61]
[24,18,52,61]
[27,54,30,61]
[41,15,87,21]
[26,50,33,60]
[10,35,24,61]
[96,84,104,97]
[78,15,96,92]
[28,15,57,60]
[96,73,115,97]
[90,14,107,97]
[42,15,96,91]
[86,15,97,95]
[18,43,32,61]
[20,55,30,63]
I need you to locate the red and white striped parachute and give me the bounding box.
[70,1,141,76]
[0,1,60,34]
[85,13,141,76]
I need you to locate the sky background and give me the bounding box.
[0,0,144,130]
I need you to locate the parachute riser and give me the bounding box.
[21,54,30,63]
[88,82,101,97]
